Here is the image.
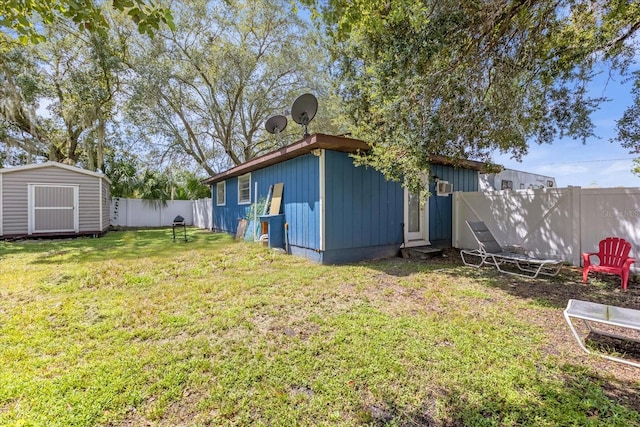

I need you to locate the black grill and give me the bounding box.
[172,215,187,241]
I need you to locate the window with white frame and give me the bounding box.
[216,181,226,206]
[238,173,251,204]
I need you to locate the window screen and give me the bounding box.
[217,181,226,206]
[238,174,251,204]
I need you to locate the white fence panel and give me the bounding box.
[453,187,640,271]
[192,198,212,230]
[580,188,640,262]
[453,188,578,264]
[110,198,194,227]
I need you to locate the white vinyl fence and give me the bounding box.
[110,197,213,229]
[453,187,640,271]
[192,198,212,230]
[110,198,195,227]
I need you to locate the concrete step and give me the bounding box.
[401,246,444,260]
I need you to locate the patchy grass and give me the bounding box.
[1,229,639,426]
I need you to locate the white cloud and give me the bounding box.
[600,160,634,175]
[537,164,589,176]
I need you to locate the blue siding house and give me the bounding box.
[203,134,483,264]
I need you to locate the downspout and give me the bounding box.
[319,149,326,251]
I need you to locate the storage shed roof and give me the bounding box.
[0,161,112,184]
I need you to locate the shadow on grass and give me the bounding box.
[585,332,640,366]
[354,363,639,426]
[460,263,640,312]
[361,249,640,311]
[448,366,640,425]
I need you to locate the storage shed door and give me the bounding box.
[28,184,79,234]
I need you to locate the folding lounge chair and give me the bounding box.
[460,220,563,279]
[564,299,640,368]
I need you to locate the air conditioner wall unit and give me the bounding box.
[436,180,453,196]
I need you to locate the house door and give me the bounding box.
[28,184,79,234]
[404,187,430,247]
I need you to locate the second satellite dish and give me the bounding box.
[265,115,287,134]
[291,93,318,137]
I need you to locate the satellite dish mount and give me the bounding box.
[265,115,288,136]
[291,93,318,138]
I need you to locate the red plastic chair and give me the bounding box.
[582,237,636,291]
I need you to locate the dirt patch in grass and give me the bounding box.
[361,249,640,412]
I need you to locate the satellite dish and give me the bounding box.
[291,93,318,137]
[265,115,288,134]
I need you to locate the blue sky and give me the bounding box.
[491,71,639,188]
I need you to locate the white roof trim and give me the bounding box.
[0,161,112,184]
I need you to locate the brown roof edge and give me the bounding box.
[202,133,489,184]
[428,155,488,172]
[202,133,370,184]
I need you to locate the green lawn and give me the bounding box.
[1,229,639,426]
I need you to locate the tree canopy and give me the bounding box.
[615,70,640,155]
[0,26,122,170]
[305,0,640,194]
[6,0,640,196]
[1,0,337,180]
[0,0,173,171]
[124,0,333,176]
[0,0,174,43]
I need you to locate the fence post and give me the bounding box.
[452,192,459,247]
[209,198,213,230]
[160,202,167,226]
[125,198,131,227]
[570,186,582,267]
